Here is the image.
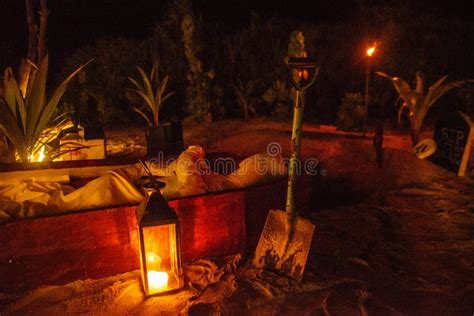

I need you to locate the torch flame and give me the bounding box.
[366,46,376,57]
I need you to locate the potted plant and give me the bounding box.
[128,62,184,157]
[377,71,472,145]
[0,55,92,162]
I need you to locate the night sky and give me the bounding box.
[1,0,472,59]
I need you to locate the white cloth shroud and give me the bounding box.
[0,146,287,222]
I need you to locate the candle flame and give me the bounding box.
[147,270,169,291]
[146,252,161,264]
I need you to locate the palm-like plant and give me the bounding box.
[377,71,472,145]
[0,55,92,162]
[128,62,174,127]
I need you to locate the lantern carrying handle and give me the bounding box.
[139,158,166,190]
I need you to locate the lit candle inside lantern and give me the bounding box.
[146,252,168,291]
[147,270,169,291]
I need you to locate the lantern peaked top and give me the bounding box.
[141,191,178,226]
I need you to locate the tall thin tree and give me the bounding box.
[18,0,49,97]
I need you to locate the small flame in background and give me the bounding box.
[37,145,45,162]
[366,46,376,57]
[28,145,46,162]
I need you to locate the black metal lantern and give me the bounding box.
[137,190,184,296]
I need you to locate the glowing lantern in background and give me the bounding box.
[137,191,183,296]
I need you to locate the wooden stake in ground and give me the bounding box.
[253,57,318,281]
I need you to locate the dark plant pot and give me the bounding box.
[146,122,184,157]
[83,125,105,140]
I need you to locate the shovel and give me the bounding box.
[253,58,319,281]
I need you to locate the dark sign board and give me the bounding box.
[429,111,473,176]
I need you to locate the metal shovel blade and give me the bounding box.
[252,210,315,281]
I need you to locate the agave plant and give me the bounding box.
[377,71,472,145]
[128,62,174,127]
[0,55,92,162]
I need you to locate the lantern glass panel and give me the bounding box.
[139,223,183,295]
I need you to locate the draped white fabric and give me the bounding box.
[0,146,286,222]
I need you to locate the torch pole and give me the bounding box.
[363,57,371,135]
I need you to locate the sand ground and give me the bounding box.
[2,118,474,315]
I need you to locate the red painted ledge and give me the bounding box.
[0,190,246,293]
[0,175,315,294]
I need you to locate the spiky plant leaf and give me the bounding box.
[26,55,49,144]
[397,102,409,124]
[0,56,92,162]
[128,88,156,112]
[417,80,464,129]
[415,72,424,96]
[128,77,145,92]
[160,91,174,107]
[150,63,158,84]
[377,72,412,104]
[136,66,154,104]
[3,68,27,133]
[32,115,74,156]
[0,99,27,159]
[380,71,473,145]
[3,68,18,115]
[128,62,174,127]
[423,77,455,110]
[132,106,153,127]
[376,71,390,79]
[392,77,412,103]
[157,75,169,101]
[34,59,93,146]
